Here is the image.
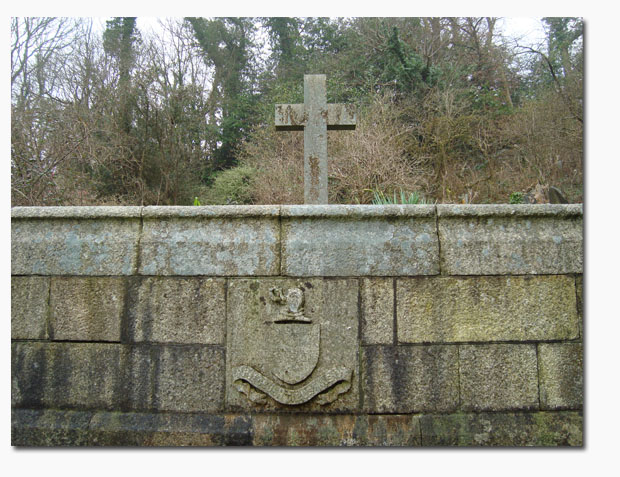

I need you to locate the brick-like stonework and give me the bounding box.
[11,205,583,446]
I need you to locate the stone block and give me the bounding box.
[89,412,252,446]
[362,345,459,413]
[397,275,579,343]
[11,342,129,410]
[281,205,439,276]
[437,204,583,275]
[139,206,280,276]
[127,277,226,344]
[50,277,125,342]
[538,343,583,410]
[459,344,539,411]
[252,414,421,446]
[419,411,582,446]
[155,345,225,413]
[226,278,359,411]
[11,208,141,275]
[129,344,225,413]
[361,278,394,344]
[12,408,93,446]
[11,276,49,340]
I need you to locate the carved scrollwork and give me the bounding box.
[233,365,352,406]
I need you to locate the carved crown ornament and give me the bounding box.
[229,284,354,406]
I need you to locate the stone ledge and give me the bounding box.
[11,206,143,219]
[11,408,582,446]
[142,205,280,218]
[437,204,582,218]
[12,204,584,219]
[281,204,435,218]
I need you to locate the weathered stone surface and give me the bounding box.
[11,276,49,340]
[13,409,424,446]
[156,345,224,413]
[89,412,252,446]
[252,414,421,446]
[281,205,439,276]
[459,344,539,411]
[12,342,129,410]
[539,343,583,410]
[397,275,578,343]
[437,204,583,275]
[576,275,583,339]
[11,341,225,413]
[139,209,280,276]
[226,278,359,411]
[362,345,459,413]
[11,206,143,219]
[141,205,279,218]
[303,74,328,204]
[420,411,582,446]
[11,216,141,276]
[275,75,356,204]
[12,409,581,446]
[50,277,125,342]
[129,344,225,413]
[361,278,394,344]
[127,277,226,344]
[12,408,93,446]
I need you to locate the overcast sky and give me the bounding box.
[129,16,549,48]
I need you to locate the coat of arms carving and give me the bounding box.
[226,279,358,409]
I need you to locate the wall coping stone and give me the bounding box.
[12,204,583,220]
[281,204,436,218]
[12,206,143,219]
[437,204,582,218]
[142,205,280,218]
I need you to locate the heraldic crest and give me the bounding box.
[230,284,353,406]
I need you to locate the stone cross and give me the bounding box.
[275,74,356,204]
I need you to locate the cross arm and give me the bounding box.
[275,103,357,131]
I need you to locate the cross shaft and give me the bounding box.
[275,75,356,204]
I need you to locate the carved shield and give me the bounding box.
[266,323,320,385]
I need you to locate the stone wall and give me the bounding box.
[11,204,583,446]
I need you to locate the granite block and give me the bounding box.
[11,276,49,340]
[397,275,578,343]
[459,344,539,411]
